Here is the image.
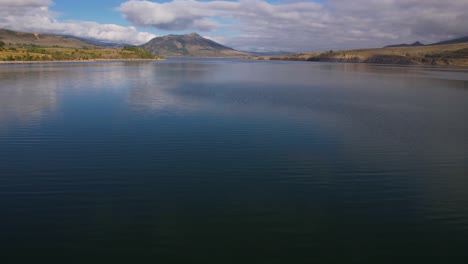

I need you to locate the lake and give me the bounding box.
[1,59,468,263]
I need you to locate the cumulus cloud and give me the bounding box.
[118,0,468,51]
[1,0,466,51]
[0,0,156,44]
[118,0,322,32]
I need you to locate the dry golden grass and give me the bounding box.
[258,43,468,67]
[0,46,161,62]
[0,29,162,62]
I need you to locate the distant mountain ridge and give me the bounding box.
[140,33,250,58]
[62,35,126,47]
[384,35,468,48]
[248,51,291,56]
[429,36,468,46]
[385,41,425,48]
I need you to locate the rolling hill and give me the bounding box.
[430,36,468,46]
[140,33,250,58]
[0,28,99,49]
[384,35,468,48]
[257,33,468,67]
[0,29,161,62]
[257,43,468,67]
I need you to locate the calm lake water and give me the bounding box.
[1,59,468,263]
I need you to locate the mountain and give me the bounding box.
[140,33,250,58]
[430,36,468,46]
[385,41,425,48]
[0,28,98,48]
[0,29,162,62]
[384,36,468,48]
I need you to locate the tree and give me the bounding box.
[0,41,5,48]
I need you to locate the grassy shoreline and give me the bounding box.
[0,58,163,64]
[0,45,162,62]
[254,43,468,67]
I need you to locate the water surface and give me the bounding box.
[1,59,468,263]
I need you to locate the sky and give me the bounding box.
[0,0,467,52]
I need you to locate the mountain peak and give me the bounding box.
[411,41,424,46]
[384,41,425,48]
[187,32,201,37]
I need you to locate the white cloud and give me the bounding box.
[0,0,51,7]
[0,0,156,44]
[118,0,322,32]
[1,0,467,51]
[118,0,468,52]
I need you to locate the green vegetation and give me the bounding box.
[0,45,162,62]
[122,45,157,59]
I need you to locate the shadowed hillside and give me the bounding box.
[385,41,425,48]
[430,36,468,46]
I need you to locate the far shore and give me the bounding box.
[253,42,468,67]
[0,58,164,64]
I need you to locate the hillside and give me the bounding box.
[0,29,99,49]
[140,33,249,58]
[384,35,468,48]
[430,36,468,46]
[0,29,162,62]
[256,43,468,67]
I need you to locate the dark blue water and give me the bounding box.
[1,59,468,263]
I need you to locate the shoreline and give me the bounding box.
[0,58,164,64]
[253,42,468,67]
[254,57,468,68]
[251,56,468,68]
